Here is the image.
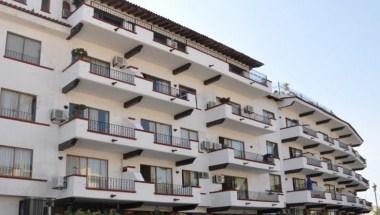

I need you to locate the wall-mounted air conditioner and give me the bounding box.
[51,109,68,124]
[112,56,127,69]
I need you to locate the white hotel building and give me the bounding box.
[0,0,372,214]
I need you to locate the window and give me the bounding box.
[62,1,71,18]
[143,74,172,96]
[269,174,282,192]
[13,0,26,4]
[289,147,303,158]
[285,118,299,127]
[66,155,107,177]
[0,89,36,121]
[263,110,275,120]
[5,32,41,65]
[69,103,109,133]
[179,85,196,100]
[222,175,248,199]
[141,119,173,145]
[325,184,335,193]
[0,146,32,178]
[292,178,306,191]
[41,0,50,12]
[266,141,279,158]
[182,170,199,187]
[140,164,172,184]
[153,32,187,53]
[219,137,245,158]
[181,128,198,142]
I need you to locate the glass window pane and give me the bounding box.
[23,39,41,64]
[66,156,79,175]
[14,148,32,177]
[0,90,19,117]
[0,146,15,176]
[189,131,198,141]
[18,94,34,121]
[5,33,24,60]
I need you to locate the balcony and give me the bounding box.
[59,118,198,160]
[208,147,279,172]
[57,175,200,207]
[66,2,272,99]
[205,104,275,135]
[284,157,342,179]
[62,58,197,115]
[209,190,284,211]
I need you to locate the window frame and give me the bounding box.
[5,32,42,65]
[292,177,306,191]
[266,141,279,158]
[263,109,276,120]
[182,170,200,187]
[269,174,282,192]
[285,117,299,128]
[66,154,108,177]
[180,127,199,142]
[140,164,173,184]
[41,0,50,13]
[0,145,33,178]
[0,88,37,122]
[289,147,303,158]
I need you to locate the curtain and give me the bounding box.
[0,90,18,117]
[5,33,24,59]
[156,123,171,145]
[14,148,32,177]
[0,146,14,176]
[23,39,41,64]
[18,94,34,120]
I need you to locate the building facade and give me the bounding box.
[0,0,372,214]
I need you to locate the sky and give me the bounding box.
[127,0,380,203]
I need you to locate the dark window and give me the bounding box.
[0,89,36,121]
[181,128,198,141]
[289,147,303,158]
[41,0,50,12]
[140,164,172,184]
[93,9,135,32]
[229,64,246,76]
[269,174,282,192]
[182,170,199,187]
[5,32,41,65]
[292,178,306,191]
[143,74,172,96]
[69,103,109,133]
[325,184,335,193]
[263,110,275,120]
[141,119,172,145]
[66,155,108,177]
[285,118,299,127]
[266,141,279,158]
[13,0,26,4]
[219,137,245,158]
[0,145,33,178]
[153,32,187,53]
[62,1,71,18]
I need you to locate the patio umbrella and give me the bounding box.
[306,177,313,190]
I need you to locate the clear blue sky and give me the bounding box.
[128,0,380,203]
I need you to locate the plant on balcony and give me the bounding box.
[71,48,88,62]
[72,0,84,9]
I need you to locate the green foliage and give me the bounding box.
[62,208,120,215]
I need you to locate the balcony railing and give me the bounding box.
[322,134,335,144]
[0,166,32,178]
[342,167,353,176]
[310,191,326,199]
[306,157,322,167]
[86,176,135,192]
[0,108,35,122]
[338,141,349,150]
[345,195,357,203]
[93,7,135,32]
[330,192,343,201]
[153,82,189,100]
[237,190,279,202]
[302,126,318,138]
[233,149,274,165]
[90,62,135,84]
[326,163,339,172]
[4,49,40,65]
[234,108,272,125]
[88,120,135,139]
[155,133,191,149]
[155,183,192,196]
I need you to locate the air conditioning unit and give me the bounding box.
[52,177,66,189]
[244,105,254,113]
[213,175,225,184]
[199,172,209,179]
[51,109,68,124]
[167,38,178,49]
[207,101,217,109]
[112,56,127,69]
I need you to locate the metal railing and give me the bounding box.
[155,183,192,196]
[93,8,135,32]
[234,69,269,86]
[345,195,357,203]
[87,176,135,192]
[311,191,326,199]
[235,108,272,125]
[237,190,279,202]
[306,157,322,167]
[338,141,349,150]
[342,167,352,176]
[0,108,35,122]
[90,62,135,84]
[0,166,32,178]
[233,149,274,164]
[4,49,40,65]
[322,134,335,144]
[88,120,135,139]
[155,133,191,149]
[302,126,318,138]
[153,82,189,100]
[326,163,339,172]
[330,192,343,201]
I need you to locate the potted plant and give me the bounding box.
[72,0,84,9]
[71,48,88,62]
